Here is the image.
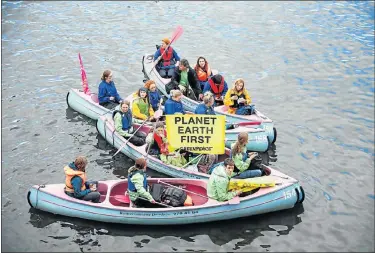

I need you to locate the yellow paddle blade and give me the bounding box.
[229,177,276,192]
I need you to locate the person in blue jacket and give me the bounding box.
[64,156,100,203]
[144,80,162,112]
[203,74,228,106]
[98,70,123,109]
[164,89,185,115]
[154,38,180,78]
[195,91,216,115]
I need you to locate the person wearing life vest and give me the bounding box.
[132,87,155,122]
[113,100,146,146]
[223,78,252,114]
[164,89,185,115]
[230,132,262,179]
[154,38,181,78]
[144,80,162,112]
[145,121,187,167]
[194,56,212,91]
[98,70,123,109]
[167,59,203,101]
[64,156,100,203]
[207,158,242,202]
[127,158,157,208]
[203,74,228,106]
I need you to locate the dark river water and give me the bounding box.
[1,1,374,252]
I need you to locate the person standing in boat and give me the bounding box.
[98,70,123,109]
[144,80,162,112]
[128,158,157,208]
[145,121,187,167]
[132,87,156,122]
[164,89,185,115]
[203,74,228,106]
[231,132,262,178]
[113,100,146,146]
[166,59,203,101]
[207,158,242,202]
[194,56,212,91]
[223,78,254,115]
[64,156,100,203]
[154,38,180,78]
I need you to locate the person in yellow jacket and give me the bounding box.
[132,87,155,121]
[224,78,252,114]
[64,156,100,203]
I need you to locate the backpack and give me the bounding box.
[161,187,187,207]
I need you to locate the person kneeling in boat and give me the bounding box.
[166,59,203,101]
[64,156,100,203]
[128,158,157,208]
[98,70,123,110]
[164,89,185,115]
[194,56,212,91]
[154,37,180,79]
[231,132,262,178]
[207,158,242,202]
[145,121,187,167]
[113,100,146,146]
[223,78,254,115]
[203,74,228,106]
[132,87,156,123]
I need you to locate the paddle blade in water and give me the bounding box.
[78,53,91,95]
[170,25,184,44]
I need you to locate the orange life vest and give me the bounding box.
[160,46,174,66]
[195,64,210,81]
[64,166,87,193]
[154,130,169,155]
[208,77,225,98]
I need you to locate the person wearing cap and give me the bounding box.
[132,87,155,122]
[127,158,157,208]
[164,89,185,115]
[168,59,203,101]
[98,70,123,109]
[203,74,228,106]
[144,80,162,112]
[64,156,101,203]
[223,78,252,114]
[154,38,180,78]
[194,91,215,115]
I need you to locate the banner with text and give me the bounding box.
[165,115,226,154]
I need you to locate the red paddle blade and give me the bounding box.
[114,194,130,204]
[237,121,262,127]
[78,53,91,95]
[170,25,184,44]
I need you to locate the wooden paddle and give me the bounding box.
[149,26,184,74]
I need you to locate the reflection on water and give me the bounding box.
[28,204,304,251]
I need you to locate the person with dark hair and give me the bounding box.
[127,158,157,208]
[64,156,100,203]
[230,132,262,179]
[98,70,123,109]
[113,100,146,146]
[166,59,203,101]
[194,56,212,90]
[207,158,241,202]
[154,38,180,78]
[203,74,228,106]
[132,87,155,122]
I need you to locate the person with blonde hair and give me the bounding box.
[194,91,215,115]
[98,70,123,109]
[224,78,253,114]
[164,89,185,115]
[154,38,180,78]
[230,132,262,178]
[64,156,100,203]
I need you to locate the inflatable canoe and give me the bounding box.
[141,54,277,143]
[27,177,304,225]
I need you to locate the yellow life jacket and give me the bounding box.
[64,166,86,193]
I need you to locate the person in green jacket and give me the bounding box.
[230,132,262,179]
[207,158,241,202]
[127,158,157,208]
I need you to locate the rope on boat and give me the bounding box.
[35,184,45,209]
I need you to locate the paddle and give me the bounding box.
[112,117,150,157]
[144,98,164,161]
[113,194,171,208]
[78,53,91,95]
[149,25,184,74]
